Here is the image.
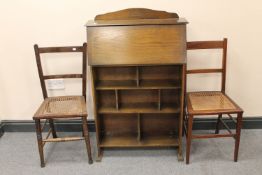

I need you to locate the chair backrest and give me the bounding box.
[34,43,87,99]
[186,38,227,92]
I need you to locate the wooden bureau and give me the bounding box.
[86,8,188,161]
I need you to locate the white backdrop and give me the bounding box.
[0,0,262,119]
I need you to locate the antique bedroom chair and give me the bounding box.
[184,38,243,164]
[33,43,93,167]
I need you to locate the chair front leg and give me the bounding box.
[35,119,45,167]
[186,114,193,164]
[234,112,243,162]
[82,116,93,164]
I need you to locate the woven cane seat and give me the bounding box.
[187,91,240,113]
[33,96,87,119]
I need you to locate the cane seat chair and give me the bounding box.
[33,43,93,167]
[185,38,243,164]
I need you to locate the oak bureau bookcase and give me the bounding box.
[86,8,188,161]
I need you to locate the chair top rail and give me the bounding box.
[36,46,83,53]
[187,40,224,50]
[43,74,83,79]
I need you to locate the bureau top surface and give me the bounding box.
[85,18,188,27]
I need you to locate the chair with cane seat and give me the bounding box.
[185,38,243,164]
[33,43,93,167]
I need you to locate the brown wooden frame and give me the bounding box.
[87,8,186,161]
[33,43,92,167]
[184,38,243,164]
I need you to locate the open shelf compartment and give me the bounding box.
[93,64,184,151]
[97,89,181,114]
[94,65,182,90]
[99,113,179,148]
[94,66,137,89]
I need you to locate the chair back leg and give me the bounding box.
[215,114,222,134]
[49,119,57,138]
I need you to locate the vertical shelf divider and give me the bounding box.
[136,66,140,87]
[158,89,161,110]
[115,89,119,110]
[137,113,141,141]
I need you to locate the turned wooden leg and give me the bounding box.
[234,112,243,162]
[35,119,45,167]
[182,113,187,137]
[96,146,104,162]
[177,144,184,161]
[178,126,184,161]
[186,115,193,164]
[49,119,57,138]
[178,110,184,161]
[215,114,222,134]
[82,116,93,164]
[178,120,184,161]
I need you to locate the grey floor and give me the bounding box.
[0,130,262,175]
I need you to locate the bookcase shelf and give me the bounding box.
[93,65,184,154]
[92,64,185,162]
[100,135,179,148]
[96,79,181,90]
[98,107,180,114]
